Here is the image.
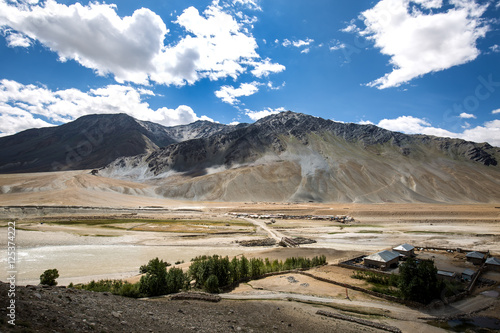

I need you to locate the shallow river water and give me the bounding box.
[0,229,259,285]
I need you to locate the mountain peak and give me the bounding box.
[0,113,236,173]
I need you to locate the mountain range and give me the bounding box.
[0,113,245,173]
[1,111,499,203]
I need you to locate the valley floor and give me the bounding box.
[0,170,499,332]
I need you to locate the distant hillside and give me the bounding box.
[103,111,500,203]
[0,113,243,173]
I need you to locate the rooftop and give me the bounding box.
[462,268,476,276]
[393,243,414,252]
[486,257,500,266]
[437,270,456,277]
[466,251,486,259]
[365,250,400,263]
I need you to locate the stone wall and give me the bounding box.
[316,310,402,333]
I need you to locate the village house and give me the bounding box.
[363,250,399,270]
[485,257,500,272]
[437,270,457,281]
[466,251,486,265]
[462,268,476,282]
[392,243,415,258]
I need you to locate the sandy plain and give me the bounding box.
[1,170,499,283]
[1,170,500,332]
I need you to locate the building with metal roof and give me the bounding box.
[466,251,486,265]
[392,243,415,257]
[486,257,500,272]
[462,268,476,281]
[363,250,399,270]
[437,270,457,281]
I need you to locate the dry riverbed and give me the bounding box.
[1,203,499,332]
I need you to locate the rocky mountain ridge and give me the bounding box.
[1,111,498,203]
[139,111,498,176]
[0,114,244,173]
[103,111,500,203]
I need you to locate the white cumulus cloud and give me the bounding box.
[376,115,500,146]
[0,79,212,136]
[330,41,346,51]
[378,116,457,137]
[413,0,443,9]
[3,30,32,47]
[459,112,476,119]
[461,119,500,146]
[0,1,283,86]
[282,38,314,48]
[0,110,54,135]
[492,108,500,114]
[266,81,285,90]
[0,1,167,84]
[342,22,359,33]
[245,107,285,121]
[214,82,261,105]
[359,0,490,89]
[247,58,286,78]
[232,0,262,11]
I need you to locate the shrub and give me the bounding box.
[40,269,59,286]
[351,271,399,287]
[74,279,141,298]
[120,282,141,298]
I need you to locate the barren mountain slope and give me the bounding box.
[103,112,500,203]
[0,113,244,173]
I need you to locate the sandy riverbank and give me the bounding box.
[1,201,499,285]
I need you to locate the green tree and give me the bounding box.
[166,267,188,294]
[40,269,59,286]
[205,274,219,293]
[249,258,264,278]
[140,260,170,274]
[230,257,240,282]
[239,255,250,279]
[398,258,442,304]
[218,256,231,286]
[139,258,168,296]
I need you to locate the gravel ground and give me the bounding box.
[0,282,383,333]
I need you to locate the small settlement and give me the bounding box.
[341,243,500,289]
[229,212,354,223]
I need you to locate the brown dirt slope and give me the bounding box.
[0,283,381,333]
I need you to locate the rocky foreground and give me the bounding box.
[0,282,377,333]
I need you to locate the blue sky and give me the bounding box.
[0,0,499,145]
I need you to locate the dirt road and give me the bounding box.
[243,217,285,242]
[221,292,424,321]
[222,290,499,322]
